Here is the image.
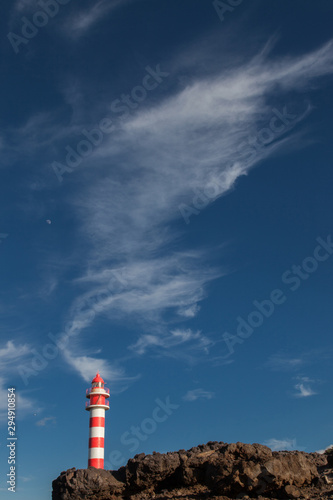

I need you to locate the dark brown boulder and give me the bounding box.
[52,467,125,499]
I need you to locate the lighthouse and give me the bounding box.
[85,372,110,469]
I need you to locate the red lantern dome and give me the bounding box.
[92,372,104,384]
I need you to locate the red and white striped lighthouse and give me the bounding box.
[85,372,110,469]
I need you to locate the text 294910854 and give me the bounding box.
[7,388,16,493]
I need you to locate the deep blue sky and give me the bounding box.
[1,1,333,498]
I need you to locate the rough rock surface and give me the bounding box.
[52,441,333,499]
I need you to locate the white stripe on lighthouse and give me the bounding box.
[90,408,105,418]
[89,448,105,459]
[89,426,105,438]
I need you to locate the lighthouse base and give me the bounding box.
[88,458,104,468]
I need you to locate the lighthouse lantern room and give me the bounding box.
[85,372,110,469]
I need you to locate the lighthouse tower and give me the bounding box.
[85,372,110,469]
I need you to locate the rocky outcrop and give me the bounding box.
[52,467,125,499]
[52,441,333,499]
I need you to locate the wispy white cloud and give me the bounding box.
[72,257,219,319]
[72,40,333,258]
[56,37,333,374]
[0,341,44,420]
[263,438,297,451]
[266,349,333,372]
[19,476,33,482]
[183,388,215,402]
[316,444,333,454]
[6,38,333,379]
[0,340,30,367]
[63,0,136,38]
[0,377,34,420]
[177,304,201,318]
[293,376,317,398]
[36,416,56,426]
[11,0,134,29]
[63,348,139,391]
[266,353,321,398]
[266,353,304,371]
[129,328,213,357]
[294,384,316,398]
[13,0,37,12]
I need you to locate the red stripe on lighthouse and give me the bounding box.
[89,416,105,427]
[88,458,104,468]
[89,437,105,448]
